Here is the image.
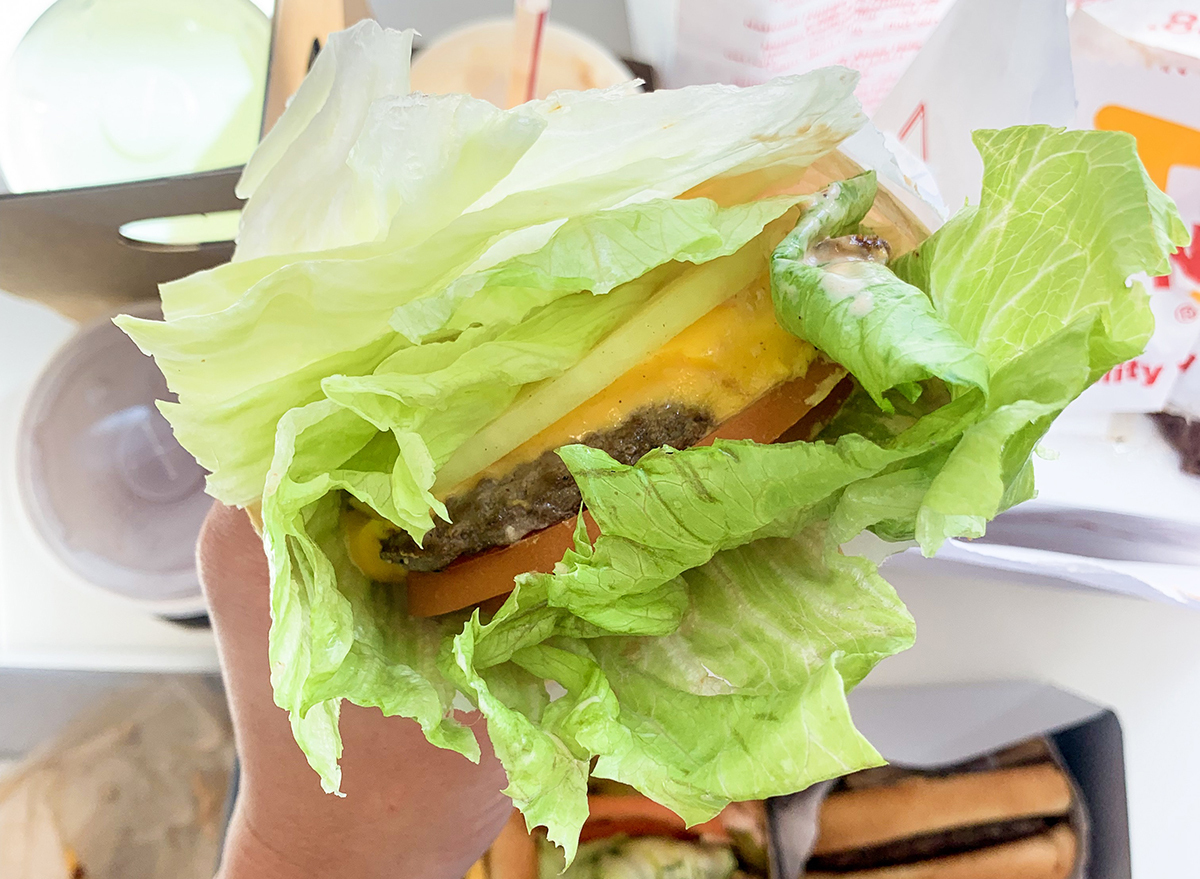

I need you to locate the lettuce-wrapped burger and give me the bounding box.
[118,21,1184,862]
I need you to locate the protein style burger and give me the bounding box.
[118,21,1184,863]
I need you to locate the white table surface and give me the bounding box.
[1,290,1197,876]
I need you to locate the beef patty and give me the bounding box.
[380,402,716,571]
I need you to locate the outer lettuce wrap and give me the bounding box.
[118,21,1185,862]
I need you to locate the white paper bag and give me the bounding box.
[872,0,1075,209]
[653,0,1075,208]
[664,0,956,107]
[1069,1,1200,415]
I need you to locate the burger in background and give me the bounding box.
[466,784,770,879]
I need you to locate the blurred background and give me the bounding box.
[0,2,1198,877]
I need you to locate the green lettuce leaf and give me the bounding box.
[888,126,1190,551]
[116,21,864,507]
[511,436,903,634]
[453,520,913,859]
[233,24,420,260]
[138,24,870,821]
[895,127,1183,371]
[443,127,1181,852]
[770,173,988,409]
[391,193,815,344]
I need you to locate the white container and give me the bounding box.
[409,17,637,105]
[16,301,211,622]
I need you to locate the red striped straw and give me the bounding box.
[505,0,551,108]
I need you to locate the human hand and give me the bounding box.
[198,503,512,879]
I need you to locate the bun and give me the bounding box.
[805,824,1077,879]
[813,763,1073,855]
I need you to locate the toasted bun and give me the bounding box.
[805,824,1078,879]
[812,763,1073,856]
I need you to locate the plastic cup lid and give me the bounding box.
[17,301,209,609]
[409,18,637,106]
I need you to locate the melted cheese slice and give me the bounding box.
[345,282,817,580]
[475,280,816,486]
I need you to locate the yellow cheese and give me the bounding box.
[473,279,816,486]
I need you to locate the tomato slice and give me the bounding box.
[406,361,848,618]
[579,794,730,843]
[696,358,844,446]
[407,514,599,618]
